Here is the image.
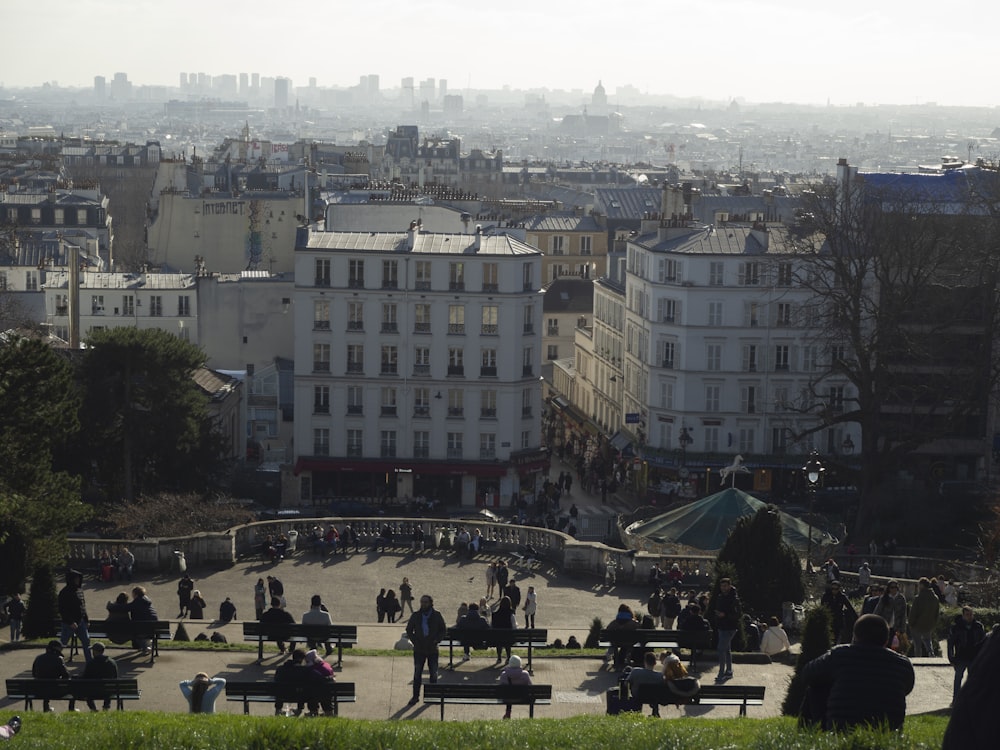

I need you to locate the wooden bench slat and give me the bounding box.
[72,620,172,664]
[440,628,548,673]
[422,684,552,720]
[241,623,358,666]
[598,629,713,670]
[633,683,766,717]
[225,680,356,716]
[6,678,140,711]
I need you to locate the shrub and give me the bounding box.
[585,616,603,648]
[782,605,833,717]
[174,621,191,641]
[22,562,58,639]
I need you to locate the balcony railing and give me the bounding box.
[347,405,363,415]
[314,320,330,330]
[521,408,533,418]
[447,407,464,417]
[381,280,398,290]
[480,408,497,419]
[380,366,398,376]
[447,365,464,376]
[523,324,534,334]
[313,361,330,372]
[380,448,397,458]
[480,366,497,377]
[381,323,398,333]
[482,283,499,293]
[446,448,463,459]
[347,321,364,331]
[348,278,364,289]
[522,366,533,377]
[347,446,363,457]
[413,446,430,458]
[313,404,330,414]
[415,281,431,291]
[413,364,430,376]
[346,363,363,373]
[413,406,429,417]
[447,324,465,335]
[449,281,465,291]
[481,324,498,335]
[480,450,497,460]
[380,406,397,416]
[414,322,431,333]
[314,277,331,287]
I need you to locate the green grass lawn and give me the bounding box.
[2,712,947,749]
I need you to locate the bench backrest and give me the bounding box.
[444,627,548,644]
[87,620,172,636]
[6,678,140,700]
[599,628,712,647]
[242,622,357,640]
[225,680,355,700]
[693,685,766,702]
[423,683,552,703]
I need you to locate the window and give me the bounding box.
[315,258,331,286]
[580,236,593,255]
[481,348,497,376]
[347,343,364,373]
[149,296,162,317]
[522,263,534,291]
[121,295,134,316]
[414,303,431,333]
[174,295,190,317]
[447,432,463,459]
[709,262,724,286]
[522,347,533,377]
[25,271,38,291]
[659,258,679,282]
[380,345,398,375]
[449,262,465,291]
[739,261,760,286]
[414,346,430,376]
[448,305,465,334]
[705,385,720,412]
[830,345,847,369]
[659,298,678,323]
[313,343,330,372]
[704,426,719,453]
[829,385,845,414]
[523,304,535,334]
[347,301,364,331]
[54,208,64,225]
[378,387,396,417]
[313,300,330,330]
[742,345,758,372]
[415,261,432,290]
[482,263,499,292]
[774,386,789,411]
[707,301,723,326]
[738,427,755,453]
[706,343,722,371]
[803,345,818,372]
[313,385,330,414]
[776,302,793,327]
[382,260,398,289]
[347,386,363,415]
[481,390,497,418]
[521,430,531,450]
[413,388,430,418]
[381,303,398,333]
[742,386,758,414]
[348,259,364,288]
[481,305,498,335]
[346,429,363,457]
[313,428,330,456]
[547,345,559,360]
[521,388,532,418]
[745,301,759,327]
[551,236,566,255]
[660,380,674,409]
[547,318,559,336]
[480,433,496,459]
[447,389,464,417]
[413,431,430,458]
[379,430,396,458]
[775,345,790,371]
[777,262,793,287]
[772,427,788,453]
[658,340,675,369]
[448,347,464,376]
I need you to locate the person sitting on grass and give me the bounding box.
[179,672,226,714]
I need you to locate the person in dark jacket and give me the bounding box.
[404,594,447,706]
[711,578,741,682]
[942,623,1000,749]
[32,640,72,712]
[219,597,237,623]
[177,574,194,617]
[81,642,118,711]
[260,596,296,654]
[820,581,858,644]
[802,613,915,731]
[490,596,517,664]
[456,602,491,660]
[58,569,91,662]
[127,586,158,654]
[947,606,987,704]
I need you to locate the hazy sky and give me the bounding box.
[6,0,1000,107]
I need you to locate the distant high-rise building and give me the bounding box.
[252,72,260,91]
[94,76,106,100]
[367,74,379,94]
[110,72,132,101]
[239,72,248,95]
[274,77,290,110]
[439,79,447,99]
[419,77,435,103]
[309,77,317,88]
[215,74,238,98]
[179,72,188,88]
[197,72,208,89]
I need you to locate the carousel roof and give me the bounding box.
[624,487,837,553]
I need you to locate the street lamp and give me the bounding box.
[841,435,855,455]
[678,426,693,467]
[802,450,825,565]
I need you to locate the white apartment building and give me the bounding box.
[291,225,548,509]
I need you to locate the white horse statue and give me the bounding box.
[719,454,751,487]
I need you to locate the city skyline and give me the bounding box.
[7,0,1000,108]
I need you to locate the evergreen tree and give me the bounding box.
[22,563,58,640]
[782,605,833,718]
[716,506,805,618]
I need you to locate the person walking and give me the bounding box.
[909,577,941,657]
[486,563,498,599]
[384,590,402,623]
[177,574,194,618]
[58,569,91,663]
[399,577,415,615]
[522,586,537,628]
[254,578,267,620]
[712,577,741,682]
[5,593,25,643]
[490,596,517,664]
[947,605,986,704]
[404,594,446,706]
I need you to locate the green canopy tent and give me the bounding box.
[623,487,838,554]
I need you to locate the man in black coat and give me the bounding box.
[404,594,446,706]
[58,569,91,662]
[81,642,118,711]
[948,606,987,704]
[820,580,858,644]
[260,596,296,654]
[803,613,915,731]
[456,602,491,660]
[32,640,72,712]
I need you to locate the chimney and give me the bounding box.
[407,220,417,250]
[748,221,769,252]
[473,224,482,250]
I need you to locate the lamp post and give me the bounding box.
[841,435,855,456]
[678,426,693,467]
[802,450,825,565]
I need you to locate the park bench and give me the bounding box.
[225,680,356,716]
[68,620,172,664]
[633,683,766,717]
[6,678,141,711]
[441,627,548,673]
[422,683,552,720]
[242,622,357,666]
[598,628,713,670]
